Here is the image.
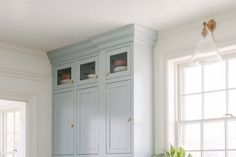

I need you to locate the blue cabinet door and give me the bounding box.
[53,91,74,155]
[77,87,99,155]
[106,80,133,154]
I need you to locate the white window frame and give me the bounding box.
[167,51,236,156]
[3,109,21,157]
[0,111,3,156]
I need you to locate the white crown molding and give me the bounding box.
[48,24,157,63]
[0,42,47,58]
[0,66,51,82]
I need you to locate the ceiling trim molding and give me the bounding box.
[48,24,157,64]
[0,42,47,58]
[0,66,51,82]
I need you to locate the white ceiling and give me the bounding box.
[0,0,236,51]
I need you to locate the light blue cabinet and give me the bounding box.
[48,24,157,157]
[54,91,74,155]
[106,80,132,154]
[77,87,99,155]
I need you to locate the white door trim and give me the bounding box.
[0,89,37,157]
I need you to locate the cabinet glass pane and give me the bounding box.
[228,89,236,116]
[229,58,236,88]
[203,121,225,150]
[80,61,96,80]
[57,68,72,85]
[180,123,201,150]
[228,120,236,149]
[203,151,225,157]
[181,94,202,120]
[203,61,226,91]
[181,66,202,94]
[110,52,127,74]
[204,91,226,119]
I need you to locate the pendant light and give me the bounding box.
[191,19,222,65]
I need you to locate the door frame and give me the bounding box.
[0,89,37,157]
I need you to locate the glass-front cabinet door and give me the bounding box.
[105,45,131,79]
[78,56,98,85]
[55,63,74,89]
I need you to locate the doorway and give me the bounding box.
[0,99,26,157]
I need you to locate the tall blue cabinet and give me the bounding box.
[48,24,157,157]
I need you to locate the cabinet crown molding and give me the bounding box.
[47,24,157,64]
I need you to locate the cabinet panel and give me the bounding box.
[77,87,99,155]
[54,91,74,155]
[106,80,132,154]
[105,46,131,79]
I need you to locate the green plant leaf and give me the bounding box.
[187,153,193,157]
[158,144,190,157]
[179,147,186,157]
[170,145,176,157]
[163,151,170,157]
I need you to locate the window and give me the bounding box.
[5,110,22,157]
[176,58,236,157]
[0,100,25,157]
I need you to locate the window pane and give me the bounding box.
[6,112,14,152]
[7,132,14,152]
[204,91,226,119]
[228,151,236,157]
[187,151,201,157]
[181,123,201,150]
[228,89,236,116]
[229,59,236,88]
[203,151,225,157]
[7,112,14,133]
[181,66,202,94]
[204,122,225,149]
[203,61,226,91]
[228,120,236,149]
[181,94,202,120]
[80,61,96,80]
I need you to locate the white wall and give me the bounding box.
[154,10,236,153]
[0,42,52,157]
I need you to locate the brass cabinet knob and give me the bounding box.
[93,75,98,79]
[105,72,110,76]
[70,123,74,128]
[128,117,132,122]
